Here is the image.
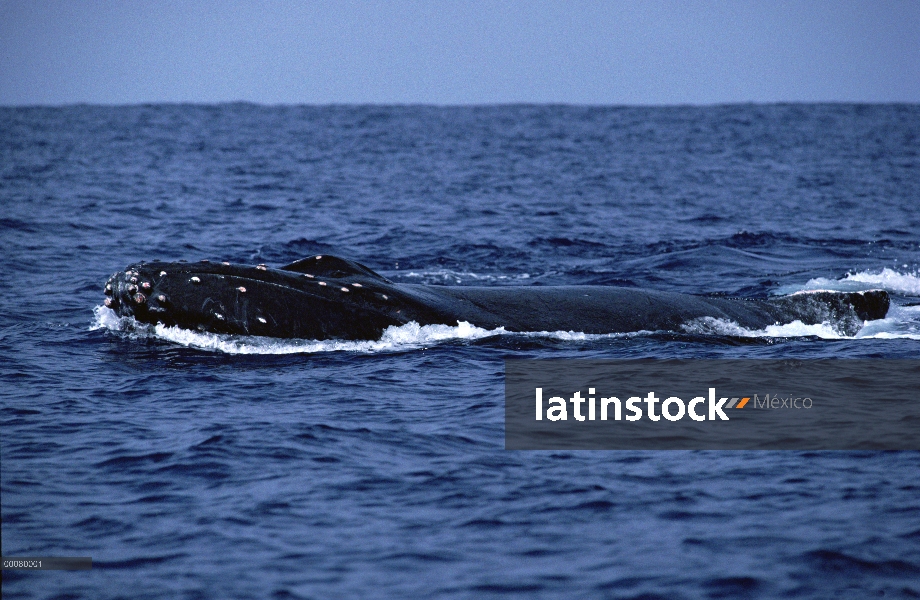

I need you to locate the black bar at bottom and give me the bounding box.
[2,557,92,570]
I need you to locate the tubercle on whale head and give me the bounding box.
[104,264,164,322]
[102,258,414,340]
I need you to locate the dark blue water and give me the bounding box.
[2,104,920,599]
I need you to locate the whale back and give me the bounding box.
[280,255,392,283]
[405,286,891,336]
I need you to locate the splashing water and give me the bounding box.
[94,306,506,354]
[777,268,920,296]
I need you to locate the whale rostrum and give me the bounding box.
[104,255,890,340]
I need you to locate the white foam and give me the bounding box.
[92,305,137,332]
[851,303,920,340]
[92,305,640,354]
[682,317,849,339]
[776,268,920,296]
[93,306,508,354]
[682,310,920,340]
[759,268,920,339]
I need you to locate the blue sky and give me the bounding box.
[1,0,918,105]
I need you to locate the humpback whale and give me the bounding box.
[104,255,889,340]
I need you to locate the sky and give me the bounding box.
[1,0,918,106]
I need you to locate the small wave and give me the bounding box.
[776,268,920,296]
[397,269,533,285]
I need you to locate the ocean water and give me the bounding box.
[2,104,920,599]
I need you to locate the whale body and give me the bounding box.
[104,255,890,340]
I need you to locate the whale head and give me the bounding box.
[103,255,419,340]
